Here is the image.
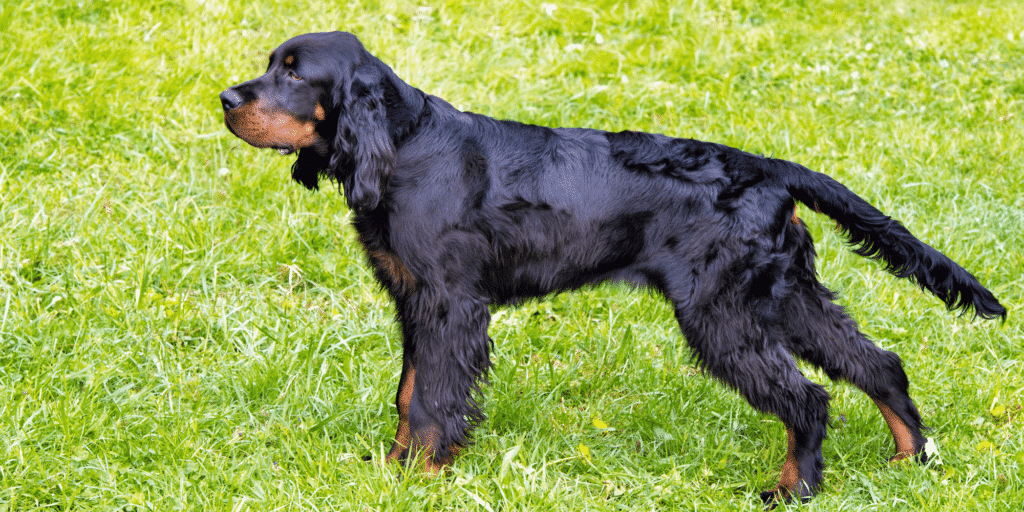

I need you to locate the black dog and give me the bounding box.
[220,32,1005,504]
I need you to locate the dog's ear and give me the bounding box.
[331,59,394,213]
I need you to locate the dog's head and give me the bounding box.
[220,31,424,212]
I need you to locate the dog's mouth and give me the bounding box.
[274,146,296,156]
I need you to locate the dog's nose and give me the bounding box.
[220,89,244,111]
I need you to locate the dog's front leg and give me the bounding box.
[388,291,492,474]
[384,355,415,463]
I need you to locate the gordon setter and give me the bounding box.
[220,31,1005,505]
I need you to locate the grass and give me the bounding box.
[1,0,1022,509]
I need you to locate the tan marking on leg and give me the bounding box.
[778,427,800,492]
[874,400,917,460]
[762,428,798,506]
[368,250,416,295]
[386,368,415,462]
[423,445,461,475]
[790,206,800,225]
[409,424,443,475]
[382,365,460,474]
[413,425,459,476]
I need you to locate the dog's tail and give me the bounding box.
[769,159,1006,320]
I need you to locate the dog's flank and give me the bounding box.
[221,31,1005,506]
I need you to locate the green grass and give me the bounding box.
[1,0,1022,510]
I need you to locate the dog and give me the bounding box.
[220,31,1005,505]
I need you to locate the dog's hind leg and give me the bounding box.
[781,283,928,463]
[776,216,928,464]
[673,301,829,506]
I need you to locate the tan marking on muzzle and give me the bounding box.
[223,98,323,150]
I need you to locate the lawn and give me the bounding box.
[1,0,1022,510]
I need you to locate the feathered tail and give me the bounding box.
[769,160,1005,320]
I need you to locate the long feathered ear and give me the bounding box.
[331,61,395,213]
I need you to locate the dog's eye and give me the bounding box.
[287,70,302,81]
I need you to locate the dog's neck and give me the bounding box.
[380,67,426,146]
